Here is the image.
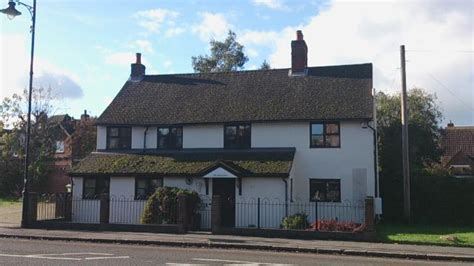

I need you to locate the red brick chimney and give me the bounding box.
[290,30,308,76]
[131,53,146,80]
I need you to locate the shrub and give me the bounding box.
[281,213,309,229]
[309,220,363,232]
[141,187,201,224]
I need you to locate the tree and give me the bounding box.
[192,31,249,73]
[376,88,443,221]
[259,60,271,70]
[0,88,57,196]
[71,116,96,159]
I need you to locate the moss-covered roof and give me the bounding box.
[97,64,373,125]
[69,149,295,177]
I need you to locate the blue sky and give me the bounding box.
[1,0,473,125]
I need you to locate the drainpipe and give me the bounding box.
[368,88,380,197]
[282,178,288,216]
[143,126,149,151]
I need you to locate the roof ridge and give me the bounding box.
[143,62,372,78]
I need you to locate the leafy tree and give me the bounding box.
[376,88,443,221]
[71,116,96,159]
[259,60,271,70]
[192,31,249,73]
[0,88,57,196]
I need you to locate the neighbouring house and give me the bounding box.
[441,122,474,177]
[69,30,380,228]
[46,111,94,192]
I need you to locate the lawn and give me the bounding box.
[376,223,474,247]
[0,198,22,225]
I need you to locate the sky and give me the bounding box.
[1,0,473,125]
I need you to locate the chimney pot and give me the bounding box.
[136,53,142,64]
[296,30,303,41]
[447,121,454,128]
[131,52,146,80]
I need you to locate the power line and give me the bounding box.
[426,72,474,112]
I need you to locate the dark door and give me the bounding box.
[212,178,235,227]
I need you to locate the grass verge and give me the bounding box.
[376,223,474,247]
[0,198,21,206]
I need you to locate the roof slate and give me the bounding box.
[69,148,295,177]
[97,64,373,125]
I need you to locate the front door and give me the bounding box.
[212,178,235,227]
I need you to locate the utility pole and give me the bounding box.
[400,45,411,221]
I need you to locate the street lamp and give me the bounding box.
[1,0,36,228]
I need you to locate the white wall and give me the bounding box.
[109,177,145,224]
[183,125,223,148]
[252,121,375,203]
[71,177,100,223]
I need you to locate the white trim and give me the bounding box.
[203,167,236,178]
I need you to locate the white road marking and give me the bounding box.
[85,256,130,260]
[0,253,81,261]
[166,263,208,266]
[192,258,293,265]
[0,252,129,261]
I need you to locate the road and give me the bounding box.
[0,238,469,265]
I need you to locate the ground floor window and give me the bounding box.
[135,178,163,200]
[309,179,341,202]
[83,177,110,199]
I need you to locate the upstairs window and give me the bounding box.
[83,177,110,199]
[107,127,131,149]
[157,126,183,149]
[55,140,65,153]
[309,179,341,202]
[310,122,340,148]
[135,178,163,200]
[224,124,251,149]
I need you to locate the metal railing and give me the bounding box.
[233,197,365,229]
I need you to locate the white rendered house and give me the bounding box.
[69,31,380,228]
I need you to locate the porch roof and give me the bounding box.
[69,148,295,178]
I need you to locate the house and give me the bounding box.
[46,111,94,192]
[69,30,379,228]
[441,122,474,177]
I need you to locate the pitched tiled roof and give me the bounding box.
[69,148,295,177]
[97,64,373,125]
[441,126,474,157]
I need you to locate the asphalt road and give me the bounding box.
[0,238,469,266]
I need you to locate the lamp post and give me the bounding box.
[1,0,36,228]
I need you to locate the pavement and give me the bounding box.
[0,225,473,262]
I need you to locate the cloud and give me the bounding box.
[132,39,154,54]
[268,0,473,124]
[246,48,259,58]
[239,30,279,47]
[133,8,179,33]
[0,34,83,100]
[165,27,185,37]
[253,0,287,10]
[193,12,232,41]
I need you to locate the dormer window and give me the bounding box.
[107,126,131,149]
[157,126,183,149]
[224,124,251,149]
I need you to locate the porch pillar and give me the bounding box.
[177,194,188,232]
[99,193,109,224]
[365,196,375,232]
[27,192,37,226]
[211,195,221,233]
